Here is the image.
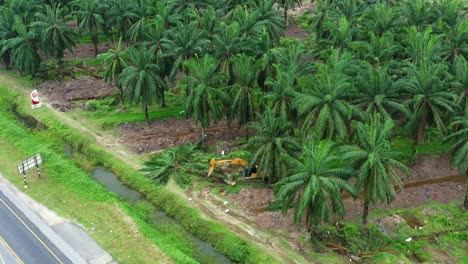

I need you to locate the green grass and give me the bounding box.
[0,115,195,263]
[74,93,185,128]
[78,34,116,44]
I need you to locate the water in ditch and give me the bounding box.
[92,168,232,264]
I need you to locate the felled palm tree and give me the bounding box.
[275,140,356,230]
[342,118,410,226]
[245,108,301,183]
[141,143,205,187]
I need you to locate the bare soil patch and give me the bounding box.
[118,118,245,153]
[36,76,114,111]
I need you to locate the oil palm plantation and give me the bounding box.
[245,108,301,183]
[342,118,410,226]
[181,55,231,141]
[274,140,356,229]
[119,46,167,124]
[31,4,77,62]
[97,39,128,108]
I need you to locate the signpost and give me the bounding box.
[17,154,42,188]
[31,89,42,109]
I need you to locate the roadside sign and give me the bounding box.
[17,154,42,188]
[31,89,42,109]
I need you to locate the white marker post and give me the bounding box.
[31,89,42,109]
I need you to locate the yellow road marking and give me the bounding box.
[0,197,64,264]
[0,234,23,264]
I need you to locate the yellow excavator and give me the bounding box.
[207,158,258,186]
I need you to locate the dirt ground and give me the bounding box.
[36,76,114,111]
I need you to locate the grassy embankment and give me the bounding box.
[0,70,280,264]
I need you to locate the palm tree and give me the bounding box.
[163,21,210,81]
[181,55,231,141]
[2,15,41,76]
[361,2,400,37]
[293,63,357,139]
[211,22,248,79]
[72,0,105,57]
[351,32,401,67]
[444,117,468,208]
[400,0,436,31]
[274,140,356,229]
[251,0,285,43]
[342,118,411,226]
[7,0,39,25]
[276,0,302,26]
[245,108,301,183]
[272,41,314,84]
[400,62,458,145]
[106,0,138,42]
[31,4,77,62]
[230,54,259,127]
[323,15,356,52]
[97,38,128,108]
[264,66,298,122]
[308,0,334,41]
[404,26,445,65]
[353,65,410,121]
[126,0,158,44]
[119,46,167,124]
[141,143,205,187]
[0,7,16,68]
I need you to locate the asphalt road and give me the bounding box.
[0,191,72,264]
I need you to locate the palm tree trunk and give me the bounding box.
[160,90,166,108]
[92,31,98,57]
[463,175,468,210]
[284,7,288,27]
[201,126,205,145]
[117,84,125,110]
[464,181,468,210]
[145,104,150,125]
[417,112,427,144]
[362,200,369,226]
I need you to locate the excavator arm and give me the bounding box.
[207,158,258,186]
[207,158,249,177]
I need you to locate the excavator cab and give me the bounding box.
[207,158,258,185]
